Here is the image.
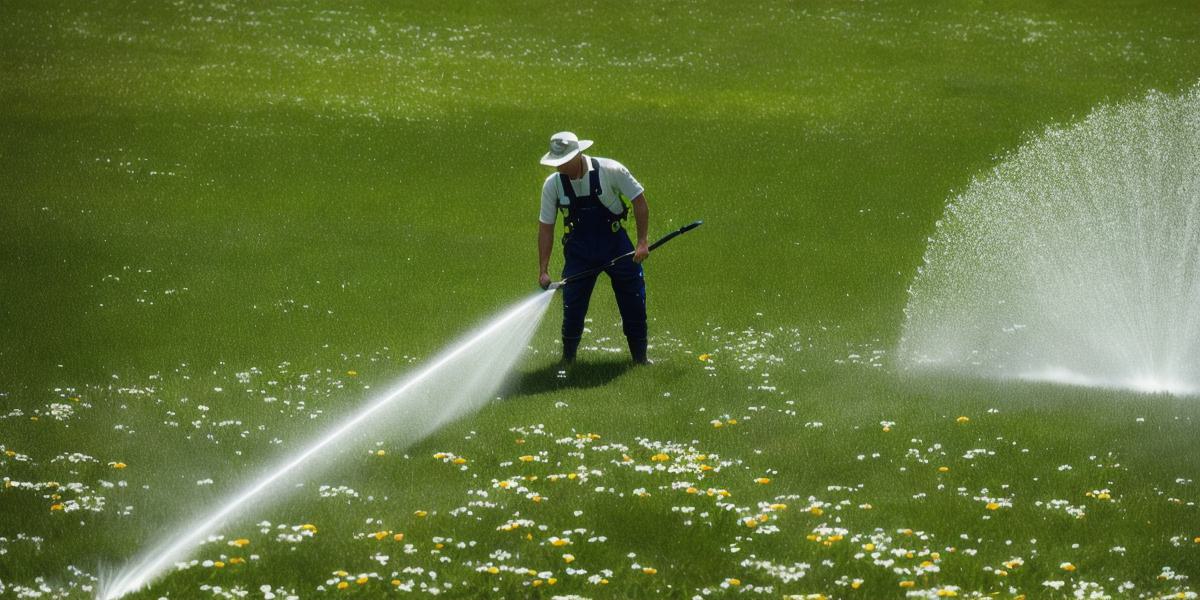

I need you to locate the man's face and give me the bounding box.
[555,154,585,179]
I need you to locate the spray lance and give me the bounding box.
[544,220,703,291]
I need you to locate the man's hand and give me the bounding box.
[539,272,552,290]
[633,240,650,263]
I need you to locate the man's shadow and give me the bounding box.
[504,358,634,398]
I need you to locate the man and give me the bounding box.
[537,131,650,364]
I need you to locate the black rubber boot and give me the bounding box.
[562,337,581,364]
[628,338,648,365]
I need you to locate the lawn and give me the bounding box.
[2,1,1199,598]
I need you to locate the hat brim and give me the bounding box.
[539,139,593,166]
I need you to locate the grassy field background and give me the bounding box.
[3,1,1200,598]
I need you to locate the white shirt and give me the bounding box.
[539,155,645,225]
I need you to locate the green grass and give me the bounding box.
[3,1,1200,598]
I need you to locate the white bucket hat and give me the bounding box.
[540,131,593,167]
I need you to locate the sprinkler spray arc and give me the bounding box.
[545,220,703,291]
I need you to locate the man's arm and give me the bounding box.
[631,194,649,263]
[538,221,554,289]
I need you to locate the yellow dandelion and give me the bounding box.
[622,454,634,463]
[393,533,405,541]
[1060,562,1076,572]
[563,553,575,563]
[231,538,250,548]
[567,472,577,480]
[686,487,699,494]
[550,537,570,547]
[486,567,499,574]
[700,464,714,471]
[532,579,543,587]
[228,557,245,565]
[882,425,891,432]
[547,578,558,585]
[213,561,225,569]
[109,461,127,469]
[725,578,741,586]
[50,503,64,511]
[452,457,467,465]
[301,523,318,533]
[498,481,511,489]
[373,531,389,540]
[391,579,402,586]
[956,416,970,424]
[938,466,950,473]
[754,477,771,484]
[863,543,876,552]
[434,543,445,550]
[433,452,447,459]
[851,580,863,589]
[515,438,525,444]
[809,506,823,516]
[937,589,958,597]
[600,578,609,585]
[699,353,711,361]
[712,421,724,428]
[899,580,915,588]
[642,567,657,575]
[414,510,428,518]
[985,502,1000,510]
[375,449,386,457]
[743,518,758,528]
[347,370,358,376]
[337,581,349,590]
[650,453,670,462]
[518,455,535,462]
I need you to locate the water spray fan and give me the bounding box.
[546,220,703,291]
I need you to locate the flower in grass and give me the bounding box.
[754,477,771,484]
[375,450,386,457]
[228,557,244,565]
[938,466,950,473]
[301,523,318,533]
[956,416,970,424]
[393,533,404,541]
[550,537,571,547]
[108,461,127,469]
[230,538,250,548]
[699,354,712,362]
[213,561,225,568]
[724,578,741,587]
[650,453,670,462]
[452,457,467,465]
[414,510,428,518]
[355,576,368,585]
[986,502,1001,510]
[642,567,657,575]
[936,588,959,597]
[519,455,535,462]
[50,503,64,511]
[486,566,499,574]
[899,580,915,588]
[743,517,758,528]
[563,554,575,564]
[347,370,358,376]
[337,581,349,590]
[1060,562,1076,572]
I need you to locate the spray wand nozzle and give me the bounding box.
[543,220,703,291]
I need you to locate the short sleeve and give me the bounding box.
[539,176,559,225]
[606,160,645,201]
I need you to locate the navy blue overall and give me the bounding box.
[558,158,647,362]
